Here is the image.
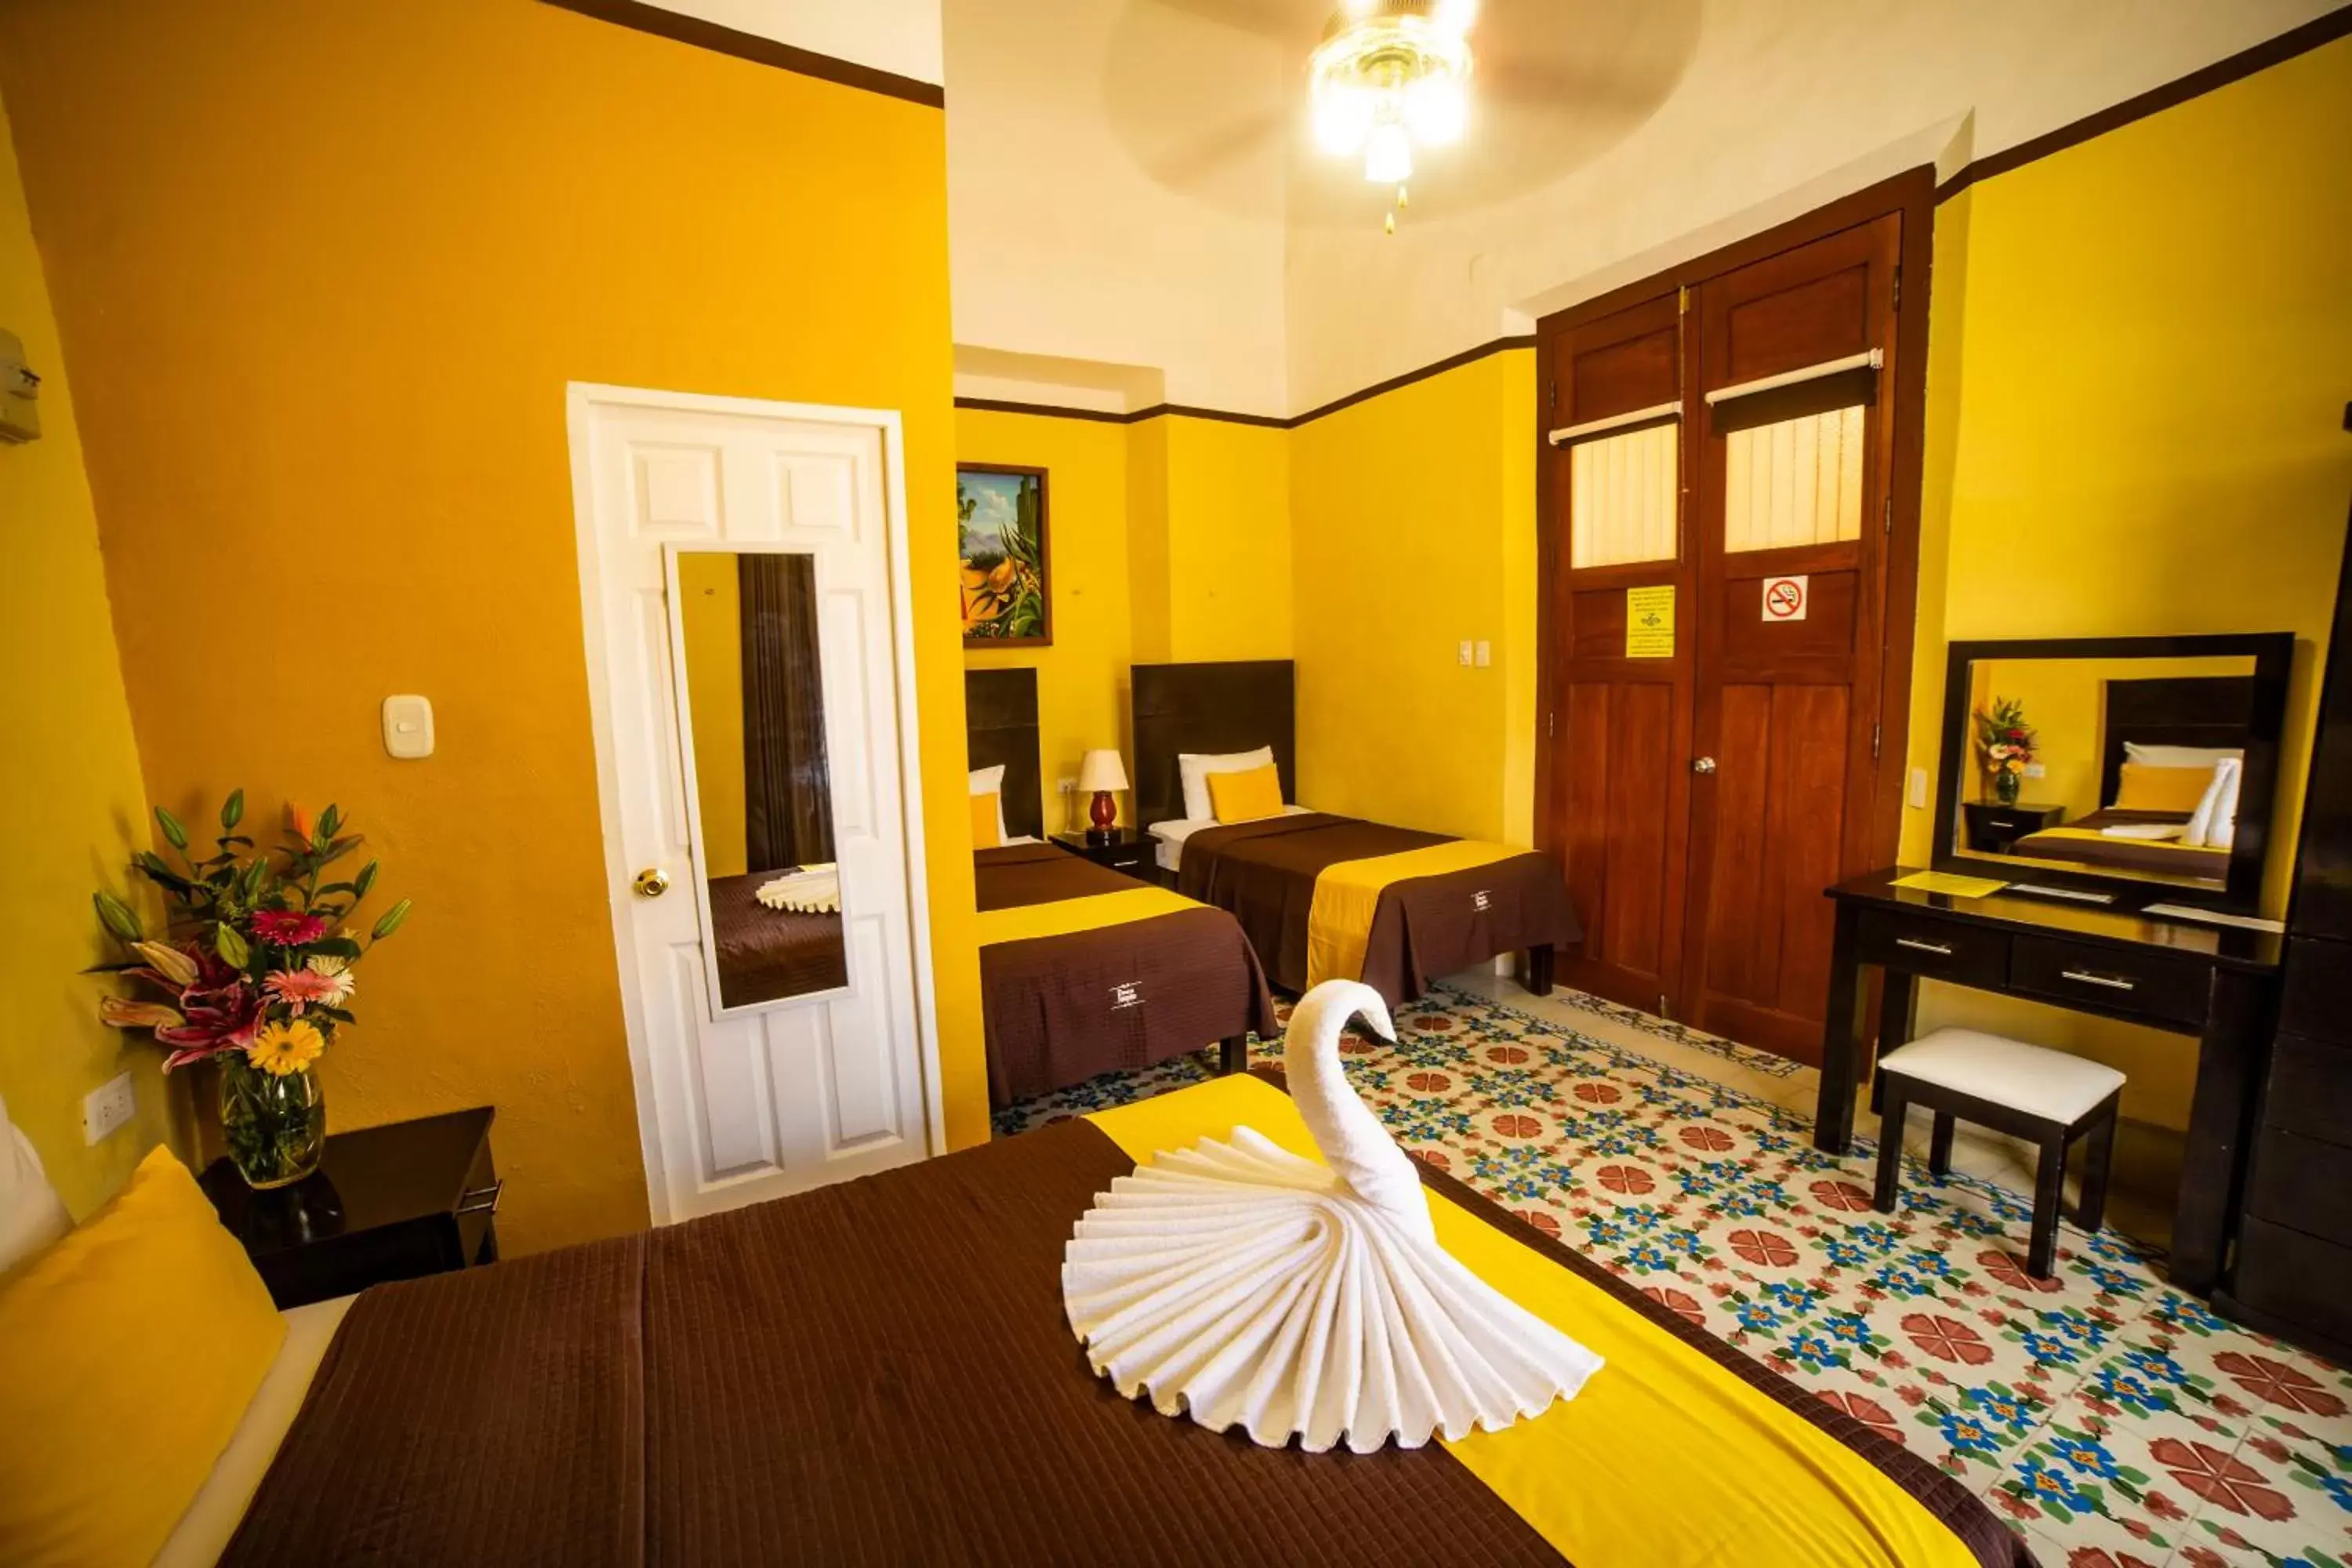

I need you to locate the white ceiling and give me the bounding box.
[946,0,2344,418]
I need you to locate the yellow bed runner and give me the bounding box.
[1086,1076,1979,1568]
[1305,839,1527,988]
[976,884,1200,947]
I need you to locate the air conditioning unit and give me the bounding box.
[1,329,41,443]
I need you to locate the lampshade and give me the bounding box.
[1077,749,1129,793]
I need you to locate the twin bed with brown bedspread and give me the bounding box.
[218,1071,2027,1567]
[976,842,1275,1106]
[1178,812,1583,1004]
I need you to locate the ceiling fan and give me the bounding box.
[1110,0,1698,228]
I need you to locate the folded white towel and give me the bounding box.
[2100,823,2184,841]
[755,864,840,913]
[2182,759,2242,850]
[1061,980,1604,1454]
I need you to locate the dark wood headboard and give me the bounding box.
[2100,676,2256,807]
[1131,661,1295,829]
[964,667,1043,840]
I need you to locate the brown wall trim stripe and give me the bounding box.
[956,335,1536,432]
[959,5,2349,430]
[1936,2,2352,201]
[540,0,946,109]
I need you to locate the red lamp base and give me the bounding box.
[1087,789,1117,843]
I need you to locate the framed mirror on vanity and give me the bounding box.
[1817,632,2297,1296]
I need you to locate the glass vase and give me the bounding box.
[1994,769,2022,806]
[220,1056,327,1189]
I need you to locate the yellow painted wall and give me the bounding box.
[1900,35,2352,1128]
[1290,350,1538,845]
[959,408,1133,836]
[0,92,186,1218]
[676,552,747,879]
[1163,419,1293,663]
[0,0,985,1251]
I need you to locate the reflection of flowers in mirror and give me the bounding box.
[1973,698,2038,804]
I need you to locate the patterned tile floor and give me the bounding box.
[994,981,2352,1568]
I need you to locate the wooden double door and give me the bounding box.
[1537,183,1927,1063]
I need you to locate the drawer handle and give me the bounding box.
[1895,938,1953,956]
[456,1178,504,1218]
[2060,968,2137,993]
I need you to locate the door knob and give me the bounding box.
[633,867,672,898]
[1691,757,1718,775]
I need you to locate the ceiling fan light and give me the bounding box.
[1314,83,1374,154]
[1363,121,1414,183]
[1402,73,1465,145]
[1430,0,1478,35]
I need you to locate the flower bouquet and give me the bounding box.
[93,791,412,1189]
[1973,698,2038,807]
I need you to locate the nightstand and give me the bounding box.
[200,1106,499,1308]
[1960,800,2066,855]
[1051,827,1153,879]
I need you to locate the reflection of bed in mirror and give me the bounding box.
[1933,633,2293,909]
[2006,675,2252,884]
[673,548,848,1011]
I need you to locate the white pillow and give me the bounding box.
[2183,757,2243,850]
[2123,742,2242,770]
[967,764,1009,844]
[0,1091,72,1273]
[1178,747,1275,823]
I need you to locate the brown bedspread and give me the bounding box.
[706,870,846,1007]
[222,1098,2028,1567]
[975,844,1276,1106]
[1177,813,1582,1003]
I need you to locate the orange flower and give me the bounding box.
[288,802,314,842]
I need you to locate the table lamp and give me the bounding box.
[1077,749,1129,843]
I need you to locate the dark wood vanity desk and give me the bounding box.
[1816,868,2283,1295]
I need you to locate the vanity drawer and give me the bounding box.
[2279,938,2352,1045]
[2245,1130,2352,1244]
[2007,935,2207,1029]
[1855,911,2007,988]
[2260,1033,2352,1148]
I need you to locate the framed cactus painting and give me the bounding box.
[957,464,1051,646]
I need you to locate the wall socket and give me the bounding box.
[82,1071,136,1145]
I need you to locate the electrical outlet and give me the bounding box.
[1907,767,1929,809]
[2024,763,2045,779]
[1475,640,1491,667]
[1457,639,1473,666]
[82,1071,136,1145]
[1057,777,1076,795]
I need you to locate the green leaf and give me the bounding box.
[154,806,189,851]
[354,861,379,899]
[309,936,362,959]
[316,881,358,897]
[316,1006,356,1026]
[214,923,250,968]
[318,804,342,839]
[370,898,413,940]
[220,789,245,831]
[93,891,145,942]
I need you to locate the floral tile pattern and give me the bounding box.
[993,982,2352,1565]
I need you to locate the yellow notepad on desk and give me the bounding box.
[1889,870,2008,899]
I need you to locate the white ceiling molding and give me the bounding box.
[634,0,944,86]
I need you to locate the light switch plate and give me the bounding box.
[1457,640,1473,666]
[82,1072,135,1145]
[1907,768,1930,809]
[383,694,434,759]
[1475,640,1491,667]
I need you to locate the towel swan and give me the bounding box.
[1061,979,1604,1454]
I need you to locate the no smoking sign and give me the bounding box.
[1762,575,1809,622]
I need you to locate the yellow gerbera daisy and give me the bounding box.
[247,1018,326,1077]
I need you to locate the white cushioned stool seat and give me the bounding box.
[1877,1027,2125,1125]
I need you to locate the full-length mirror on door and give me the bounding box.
[671,547,848,1011]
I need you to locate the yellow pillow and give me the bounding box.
[1207,764,1285,824]
[0,1145,284,1566]
[970,789,1003,849]
[2114,761,2216,815]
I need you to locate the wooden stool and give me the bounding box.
[1871,1027,2124,1280]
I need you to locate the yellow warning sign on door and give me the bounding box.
[1625,585,1675,659]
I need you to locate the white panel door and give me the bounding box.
[570,387,936,1222]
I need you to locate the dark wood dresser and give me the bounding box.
[2217,521,2352,1361]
